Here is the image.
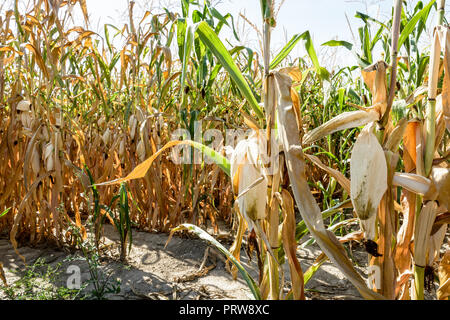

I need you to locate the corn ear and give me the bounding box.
[31,144,40,175]
[16,100,31,111]
[350,124,387,240]
[44,142,54,172]
[229,133,268,225]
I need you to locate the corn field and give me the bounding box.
[0,0,449,301]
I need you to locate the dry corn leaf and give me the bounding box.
[303,110,379,145]
[437,250,450,300]
[280,189,305,300]
[305,153,350,194]
[384,119,407,151]
[362,61,388,116]
[279,66,302,83]
[227,204,247,280]
[403,121,419,173]
[427,224,447,266]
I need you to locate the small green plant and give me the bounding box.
[106,183,133,262]
[85,165,107,252]
[0,258,84,300]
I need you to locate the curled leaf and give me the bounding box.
[303,110,379,145]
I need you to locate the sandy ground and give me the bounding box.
[0,224,444,300]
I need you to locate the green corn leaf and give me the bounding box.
[195,21,263,119]
[321,40,353,51]
[0,208,11,219]
[271,31,329,80]
[398,0,436,49]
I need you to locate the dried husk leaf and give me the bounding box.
[102,127,111,146]
[136,139,146,162]
[230,133,268,224]
[129,115,138,140]
[403,121,419,173]
[427,224,447,266]
[414,201,438,268]
[392,173,431,195]
[426,167,450,211]
[350,125,388,240]
[16,100,31,111]
[362,61,388,116]
[227,203,247,280]
[384,119,407,151]
[44,142,54,172]
[280,189,305,300]
[31,144,40,175]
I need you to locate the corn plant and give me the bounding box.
[1,0,448,301]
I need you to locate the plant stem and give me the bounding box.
[380,0,402,128]
[438,0,446,26]
[424,8,443,176]
[414,265,425,300]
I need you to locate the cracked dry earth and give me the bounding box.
[0,223,442,300]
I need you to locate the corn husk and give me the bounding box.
[229,132,268,225]
[136,140,146,162]
[392,173,431,195]
[129,115,138,140]
[414,201,438,268]
[44,142,54,172]
[31,144,40,175]
[427,224,447,266]
[17,100,31,111]
[119,137,126,157]
[102,127,111,146]
[350,124,388,240]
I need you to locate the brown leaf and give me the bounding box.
[437,250,450,300]
[280,189,305,300]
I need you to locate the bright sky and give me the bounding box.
[82,0,444,68]
[4,0,448,68]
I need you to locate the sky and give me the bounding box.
[3,0,447,68]
[82,0,443,67]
